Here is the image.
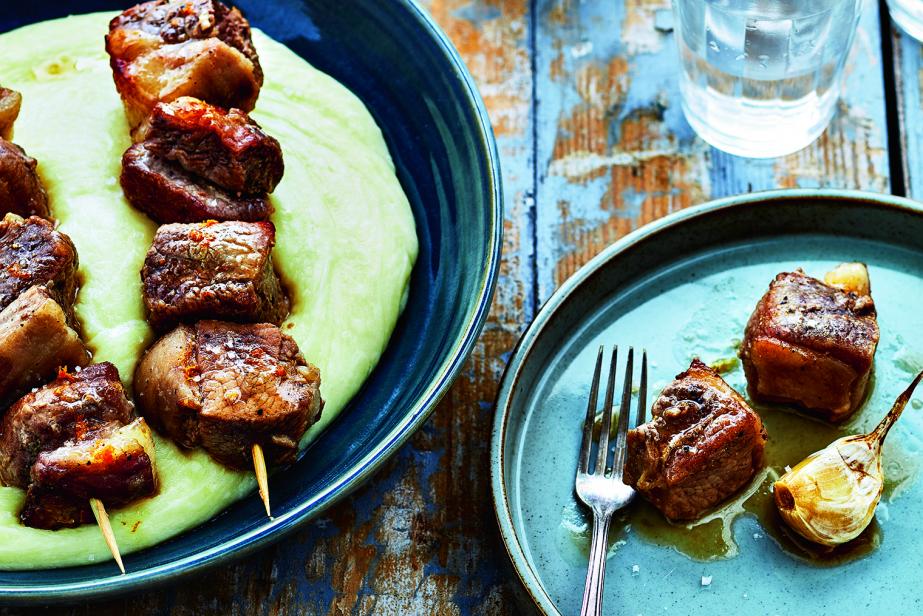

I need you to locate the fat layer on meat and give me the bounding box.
[0,87,22,141]
[106,0,262,131]
[0,286,89,407]
[20,418,158,529]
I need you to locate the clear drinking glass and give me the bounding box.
[672,0,863,158]
[886,0,923,42]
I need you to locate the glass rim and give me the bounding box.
[678,0,862,22]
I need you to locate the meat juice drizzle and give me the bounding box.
[561,369,919,566]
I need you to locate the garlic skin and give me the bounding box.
[824,262,871,296]
[774,435,883,547]
[774,370,922,547]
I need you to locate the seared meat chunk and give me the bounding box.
[142,221,288,330]
[106,0,262,131]
[121,142,269,222]
[0,286,89,406]
[140,97,283,194]
[20,419,158,530]
[624,359,767,521]
[17,487,92,529]
[0,363,133,488]
[0,87,22,141]
[0,214,77,313]
[740,266,879,422]
[0,140,50,219]
[0,360,158,530]
[135,321,323,469]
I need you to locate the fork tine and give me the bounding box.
[612,348,634,476]
[593,346,618,475]
[637,350,648,425]
[578,346,604,474]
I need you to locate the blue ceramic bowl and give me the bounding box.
[0,0,501,603]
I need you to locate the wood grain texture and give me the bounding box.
[0,1,902,614]
[893,25,923,198]
[535,0,891,299]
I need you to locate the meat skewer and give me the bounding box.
[251,443,270,517]
[108,1,304,517]
[0,363,159,572]
[90,498,125,573]
[141,220,292,516]
[0,92,154,569]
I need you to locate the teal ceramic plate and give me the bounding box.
[492,189,923,615]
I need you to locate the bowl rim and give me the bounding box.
[489,188,923,616]
[0,0,503,604]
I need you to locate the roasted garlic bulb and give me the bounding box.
[823,262,871,296]
[774,371,922,547]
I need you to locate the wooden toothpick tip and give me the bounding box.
[252,443,271,519]
[90,497,125,574]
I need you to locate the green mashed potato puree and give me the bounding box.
[0,13,417,569]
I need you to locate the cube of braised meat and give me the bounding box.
[139,97,283,194]
[142,221,288,330]
[0,87,22,141]
[121,143,270,223]
[623,359,767,521]
[0,286,89,406]
[0,140,50,219]
[0,363,134,488]
[0,213,77,313]
[17,487,93,529]
[106,0,262,130]
[134,321,323,469]
[20,419,158,530]
[740,266,879,422]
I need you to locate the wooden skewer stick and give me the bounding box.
[89,497,125,574]
[252,444,271,519]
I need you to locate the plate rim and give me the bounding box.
[0,0,503,604]
[489,188,923,616]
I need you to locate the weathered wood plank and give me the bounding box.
[0,1,537,615]
[534,0,891,300]
[893,24,923,198]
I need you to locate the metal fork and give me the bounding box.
[575,346,647,616]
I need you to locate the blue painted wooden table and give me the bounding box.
[5,0,921,613]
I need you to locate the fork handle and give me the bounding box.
[579,513,611,616]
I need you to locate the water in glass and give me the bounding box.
[673,0,863,158]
